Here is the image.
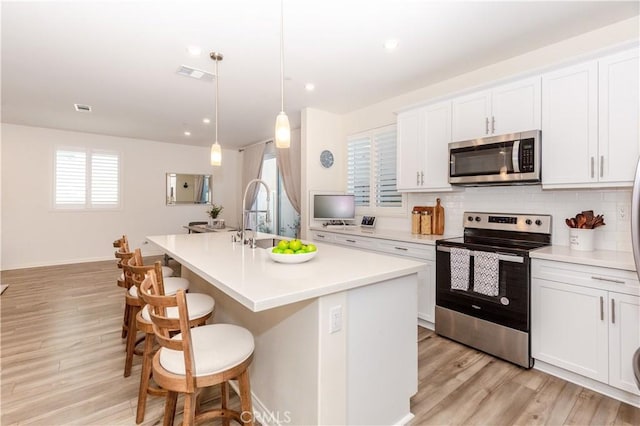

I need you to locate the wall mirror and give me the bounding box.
[166,173,212,205]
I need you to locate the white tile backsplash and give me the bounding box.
[382,186,632,252]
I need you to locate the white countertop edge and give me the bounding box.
[530,245,636,272]
[147,233,426,312]
[309,226,457,246]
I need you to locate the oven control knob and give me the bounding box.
[475,216,481,222]
[535,219,543,226]
[525,219,532,225]
[467,216,474,222]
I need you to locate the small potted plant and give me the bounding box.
[207,204,225,229]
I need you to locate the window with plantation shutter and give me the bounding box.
[347,135,370,206]
[347,125,404,213]
[54,148,120,209]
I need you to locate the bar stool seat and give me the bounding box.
[140,293,214,322]
[129,277,189,297]
[160,323,253,376]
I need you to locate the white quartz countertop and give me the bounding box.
[147,232,425,312]
[530,245,637,272]
[309,226,457,246]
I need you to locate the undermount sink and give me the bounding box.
[253,238,284,249]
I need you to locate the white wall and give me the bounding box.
[318,17,638,251]
[1,124,240,270]
[300,108,345,239]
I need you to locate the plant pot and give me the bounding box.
[569,228,594,251]
[208,218,225,229]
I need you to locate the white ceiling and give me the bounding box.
[2,1,638,149]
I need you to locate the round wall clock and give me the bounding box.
[320,150,334,168]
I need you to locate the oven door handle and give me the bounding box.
[436,246,525,263]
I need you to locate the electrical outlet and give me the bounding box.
[329,305,342,334]
[619,205,628,220]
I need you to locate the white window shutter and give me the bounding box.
[55,150,86,206]
[347,135,371,206]
[374,128,401,207]
[91,152,119,207]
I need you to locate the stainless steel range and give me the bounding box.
[435,212,552,368]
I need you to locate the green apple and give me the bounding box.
[305,244,317,253]
[289,239,302,251]
[283,249,294,254]
[277,240,289,250]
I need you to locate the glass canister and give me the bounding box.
[411,211,421,234]
[420,212,432,235]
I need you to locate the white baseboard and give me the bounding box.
[395,412,415,425]
[418,318,434,330]
[534,359,640,408]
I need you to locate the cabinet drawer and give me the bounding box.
[311,231,335,243]
[532,259,640,297]
[333,234,375,249]
[376,240,434,261]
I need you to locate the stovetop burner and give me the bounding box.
[437,212,552,254]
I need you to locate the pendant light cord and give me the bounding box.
[215,56,219,142]
[280,0,285,113]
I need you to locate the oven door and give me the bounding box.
[436,244,530,332]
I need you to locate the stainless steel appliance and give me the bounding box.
[435,212,552,368]
[631,158,640,389]
[449,130,541,185]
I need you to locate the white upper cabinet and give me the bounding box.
[451,77,541,142]
[598,49,640,184]
[397,100,453,192]
[542,47,640,188]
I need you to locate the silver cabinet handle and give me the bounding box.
[346,239,356,243]
[600,155,604,178]
[491,116,495,134]
[591,157,595,178]
[485,117,489,134]
[420,171,424,185]
[600,296,604,321]
[316,234,325,238]
[611,299,615,324]
[416,171,420,186]
[591,276,625,284]
[394,246,409,251]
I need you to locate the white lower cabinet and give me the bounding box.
[532,259,640,397]
[311,230,435,325]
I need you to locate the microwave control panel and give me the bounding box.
[520,139,535,172]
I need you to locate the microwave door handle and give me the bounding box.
[512,140,520,173]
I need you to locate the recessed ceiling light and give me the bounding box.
[202,118,211,124]
[384,39,399,50]
[304,83,315,91]
[186,46,202,56]
[184,131,191,136]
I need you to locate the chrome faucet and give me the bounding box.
[238,179,271,247]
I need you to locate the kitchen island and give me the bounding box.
[147,231,425,425]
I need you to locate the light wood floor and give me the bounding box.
[1,259,639,425]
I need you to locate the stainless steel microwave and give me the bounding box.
[448,130,541,185]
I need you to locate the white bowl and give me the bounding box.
[268,249,317,264]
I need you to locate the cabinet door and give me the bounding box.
[397,110,423,190]
[541,61,598,186]
[598,48,640,184]
[417,260,435,323]
[451,90,491,142]
[609,292,640,395]
[491,77,541,136]
[532,278,608,382]
[422,101,452,191]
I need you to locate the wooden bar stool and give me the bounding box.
[140,270,255,426]
[122,249,190,377]
[129,261,215,424]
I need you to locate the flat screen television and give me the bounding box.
[313,194,356,222]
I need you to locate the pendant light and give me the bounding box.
[210,52,223,166]
[274,0,290,148]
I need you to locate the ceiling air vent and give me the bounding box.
[177,65,214,81]
[74,103,92,112]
